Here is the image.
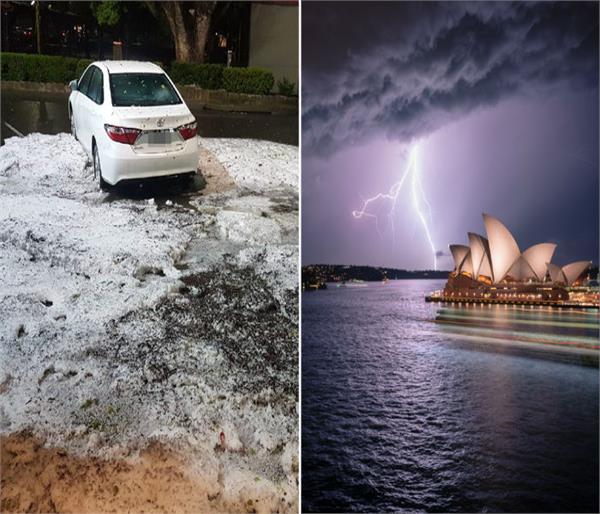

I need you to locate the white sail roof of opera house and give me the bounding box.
[467,232,492,280]
[449,245,471,275]
[482,213,521,283]
[507,256,535,282]
[521,243,557,281]
[562,261,592,285]
[547,262,566,283]
[449,214,591,286]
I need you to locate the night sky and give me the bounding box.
[302,2,599,270]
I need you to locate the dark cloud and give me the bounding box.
[302,2,599,156]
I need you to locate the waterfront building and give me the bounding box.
[443,214,595,304]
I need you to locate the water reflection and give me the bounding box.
[435,303,599,365]
[1,90,298,145]
[302,279,599,512]
[2,94,70,139]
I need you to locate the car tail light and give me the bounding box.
[104,124,141,145]
[178,121,197,140]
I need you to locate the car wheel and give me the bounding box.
[182,172,195,188]
[69,107,77,140]
[93,143,109,192]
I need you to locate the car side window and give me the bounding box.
[97,69,104,104]
[78,67,94,96]
[87,67,104,105]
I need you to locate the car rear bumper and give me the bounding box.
[99,137,199,185]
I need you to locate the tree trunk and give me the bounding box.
[161,2,191,62]
[192,2,215,63]
[158,1,215,63]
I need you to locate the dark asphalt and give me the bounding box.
[0,89,298,146]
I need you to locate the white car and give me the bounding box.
[68,61,198,190]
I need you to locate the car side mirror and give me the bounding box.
[69,80,78,91]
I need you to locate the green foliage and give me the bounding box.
[277,77,295,96]
[1,52,90,83]
[1,52,26,81]
[75,59,94,79]
[222,67,274,95]
[169,62,224,89]
[1,53,276,96]
[169,62,276,95]
[90,1,123,28]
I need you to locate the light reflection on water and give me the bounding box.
[302,279,599,513]
[434,302,599,365]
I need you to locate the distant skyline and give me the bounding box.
[302,2,599,270]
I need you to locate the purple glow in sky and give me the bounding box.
[302,2,599,270]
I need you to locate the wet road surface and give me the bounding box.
[1,89,298,145]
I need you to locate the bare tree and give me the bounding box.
[147,1,216,62]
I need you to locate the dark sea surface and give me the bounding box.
[301,279,599,513]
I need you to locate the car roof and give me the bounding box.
[95,61,163,74]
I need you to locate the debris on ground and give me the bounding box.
[0,133,298,513]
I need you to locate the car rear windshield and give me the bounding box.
[109,73,182,107]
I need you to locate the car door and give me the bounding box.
[78,66,104,155]
[73,66,94,149]
[84,67,105,154]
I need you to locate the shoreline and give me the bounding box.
[425,295,599,310]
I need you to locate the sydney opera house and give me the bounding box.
[438,213,595,306]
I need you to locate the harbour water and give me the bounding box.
[302,279,599,512]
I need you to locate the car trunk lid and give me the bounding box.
[111,105,194,154]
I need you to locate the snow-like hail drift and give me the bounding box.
[0,132,299,512]
[352,143,438,270]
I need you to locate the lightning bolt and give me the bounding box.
[352,143,438,270]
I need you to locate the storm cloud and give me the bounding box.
[302,2,599,156]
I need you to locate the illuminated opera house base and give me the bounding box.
[426,213,599,309]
